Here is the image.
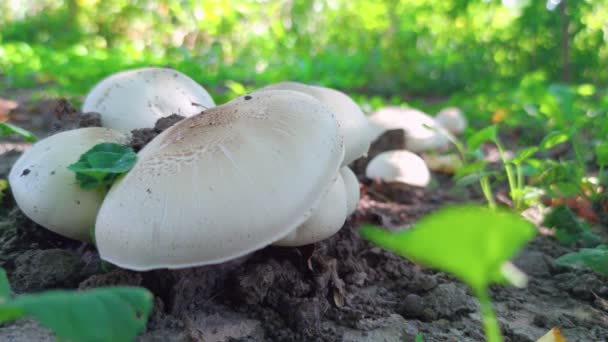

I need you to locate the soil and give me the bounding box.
[0,98,607,342]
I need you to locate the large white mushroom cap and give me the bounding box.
[95,90,344,270]
[82,67,215,133]
[365,150,431,187]
[368,107,452,152]
[435,107,467,135]
[258,82,371,166]
[8,127,128,241]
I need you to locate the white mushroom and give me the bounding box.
[435,107,467,135]
[82,67,215,134]
[365,150,431,187]
[95,90,344,270]
[274,174,347,247]
[257,82,371,166]
[340,166,360,215]
[8,127,128,241]
[368,107,452,152]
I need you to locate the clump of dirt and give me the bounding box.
[51,98,102,132]
[130,114,185,151]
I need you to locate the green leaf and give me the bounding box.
[595,142,608,167]
[467,125,497,151]
[542,205,601,245]
[0,268,10,300]
[361,205,536,291]
[540,131,569,150]
[0,123,37,142]
[415,332,424,342]
[511,147,538,165]
[454,160,488,180]
[68,143,137,190]
[10,287,153,342]
[556,245,608,276]
[0,179,7,204]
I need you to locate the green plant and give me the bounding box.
[556,245,608,276]
[0,122,37,142]
[0,179,7,203]
[0,267,153,342]
[361,205,536,342]
[68,143,137,190]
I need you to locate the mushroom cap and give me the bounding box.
[82,67,215,133]
[258,82,370,166]
[365,150,431,187]
[8,127,128,241]
[368,107,452,152]
[273,174,347,247]
[340,166,360,215]
[95,90,345,270]
[435,107,467,135]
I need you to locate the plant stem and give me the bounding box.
[495,140,518,209]
[474,288,503,342]
[480,176,496,210]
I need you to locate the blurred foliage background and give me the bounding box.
[0,0,606,131]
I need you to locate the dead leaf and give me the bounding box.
[536,327,567,342]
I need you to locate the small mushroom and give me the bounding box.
[82,67,215,134]
[95,90,344,270]
[435,107,467,135]
[341,166,360,215]
[8,127,128,241]
[368,107,452,152]
[257,82,371,166]
[274,174,347,247]
[365,150,431,187]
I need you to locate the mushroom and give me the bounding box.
[82,67,215,134]
[341,166,360,215]
[8,127,128,241]
[365,150,431,187]
[435,107,467,135]
[368,107,452,152]
[257,82,371,166]
[274,174,347,247]
[274,166,360,247]
[94,90,344,270]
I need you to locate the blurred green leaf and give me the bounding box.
[540,131,569,150]
[361,205,536,291]
[511,147,538,165]
[467,125,497,151]
[556,245,608,276]
[6,287,153,342]
[543,205,601,245]
[0,123,37,142]
[595,142,608,167]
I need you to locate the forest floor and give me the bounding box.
[0,95,607,342]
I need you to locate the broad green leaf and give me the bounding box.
[454,160,488,180]
[0,268,24,321]
[10,286,153,342]
[467,125,498,151]
[540,131,568,150]
[361,205,536,291]
[0,123,37,142]
[543,205,601,245]
[595,142,608,167]
[68,143,137,189]
[556,245,608,276]
[511,147,538,165]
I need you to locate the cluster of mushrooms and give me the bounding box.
[8,67,466,271]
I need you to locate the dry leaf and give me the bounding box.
[536,327,567,342]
